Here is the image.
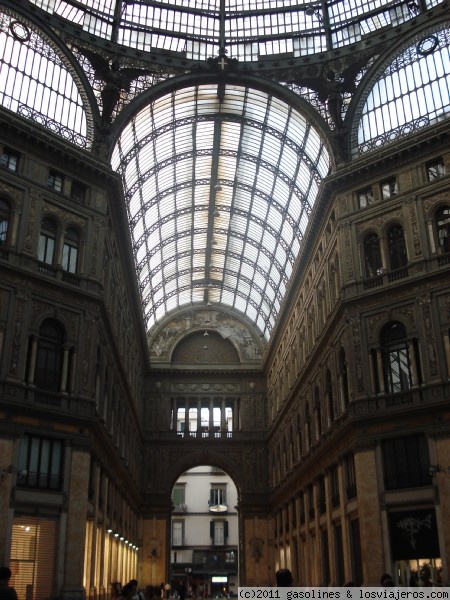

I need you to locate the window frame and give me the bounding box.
[62,228,79,273]
[1,147,19,172]
[17,434,64,490]
[0,197,11,247]
[363,231,383,278]
[38,218,57,265]
[436,206,450,254]
[381,321,413,394]
[357,186,374,208]
[382,434,432,490]
[387,223,408,271]
[48,169,64,192]
[381,177,398,200]
[426,157,445,181]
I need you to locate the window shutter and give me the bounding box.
[224,520,228,538]
[210,520,214,538]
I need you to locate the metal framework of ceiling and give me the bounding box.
[111,83,330,339]
[14,0,445,340]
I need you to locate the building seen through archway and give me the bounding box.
[170,466,239,598]
[0,0,450,598]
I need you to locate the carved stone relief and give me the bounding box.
[148,307,263,363]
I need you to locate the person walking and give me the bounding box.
[0,567,19,600]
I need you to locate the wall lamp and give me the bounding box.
[1,465,28,479]
[429,464,449,476]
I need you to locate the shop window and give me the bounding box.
[358,186,374,208]
[38,218,57,265]
[382,434,431,489]
[1,147,19,171]
[387,224,407,270]
[48,169,64,192]
[436,206,450,254]
[364,232,383,277]
[0,198,11,247]
[34,318,65,392]
[381,177,398,199]
[10,517,58,599]
[426,157,445,181]
[381,321,412,394]
[62,228,79,273]
[17,434,63,490]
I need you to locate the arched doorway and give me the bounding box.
[170,466,239,599]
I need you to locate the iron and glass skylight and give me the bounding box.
[28,0,441,62]
[111,84,330,338]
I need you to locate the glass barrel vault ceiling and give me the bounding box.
[111,84,330,339]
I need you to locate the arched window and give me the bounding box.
[436,207,450,254]
[381,321,412,394]
[38,218,57,265]
[387,224,407,270]
[355,26,450,156]
[62,228,79,273]
[35,319,65,392]
[364,232,382,278]
[0,198,10,246]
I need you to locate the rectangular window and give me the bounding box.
[70,180,87,203]
[330,464,340,508]
[344,453,357,499]
[210,485,226,507]
[17,434,63,490]
[381,177,398,199]
[1,148,19,171]
[172,485,186,511]
[317,476,326,514]
[48,169,64,192]
[426,158,445,181]
[210,520,228,546]
[172,521,184,546]
[358,186,374,208]
[382,434,431,490]
[62,242,78,273]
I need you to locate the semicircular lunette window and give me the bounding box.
[354,26,450,156]
[111,83,330,340]
[0,11,90,149]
